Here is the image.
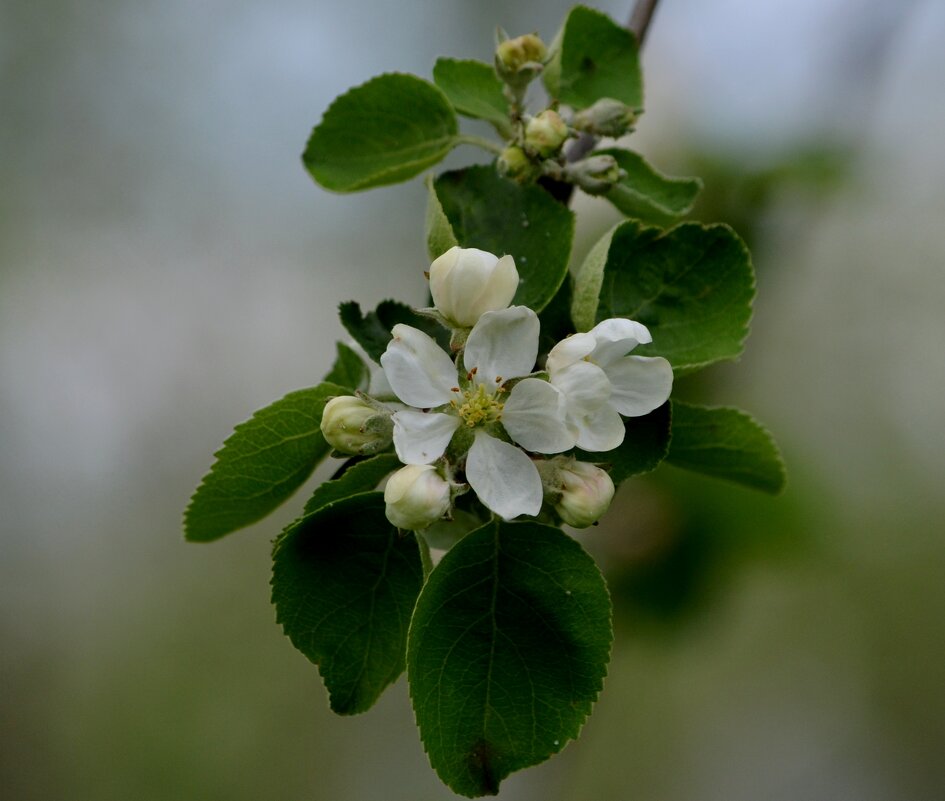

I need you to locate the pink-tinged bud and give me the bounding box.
[554,461,615,528]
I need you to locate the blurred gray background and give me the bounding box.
[2,0,944,799]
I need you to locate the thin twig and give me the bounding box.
[566,0,662,164]
[629,0,660,47]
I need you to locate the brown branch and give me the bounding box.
[629,0,661,47]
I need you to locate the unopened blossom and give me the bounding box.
[553,460,615,528]
[384,464,451,530]
[429,246,519,328]
[548,318,673,451]
[320,395,393,455]
[379,305,575,521]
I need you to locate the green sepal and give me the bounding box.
[272,492,424,714]
[432,58,513,138]
[667,401,786,493]
[429,166,575,314]
[571,221,754,374]
[543,6,643,110]
[303,73,458,192]
[596,148,702,225]
[184,382,348,542]
[408,519,612,797]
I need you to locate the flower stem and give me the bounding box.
[415,529,435,580]
[455,134,504,156]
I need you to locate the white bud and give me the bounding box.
[320,395,392,455]
[429,246,519,328]
[554,461,615,528]
[384,464,452,530]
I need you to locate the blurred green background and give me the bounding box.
[2,1,944,799]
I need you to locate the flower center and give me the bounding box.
[452,384,504,428]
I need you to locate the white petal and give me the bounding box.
[604,355,674,416]
[588,318,653,365]
[550,360,611,416]
[574,404,626,452]
[502,378,575,454]
[380,324,457,408]
[392,410,460,464]
[464,306,539,384]
[466,433,542,519]
[546,332,596,374]
[481,254,520,312]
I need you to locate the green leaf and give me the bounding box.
[431,166,575,313]
[323,342,370,391]
[597,148,702,225]
[408,520,612,797]
[339,299,450,363]
[432,58,512,137]
[543,6,643,110]
[272,492,424,714]
[578,400,671,483]
[572,221,755,373]
[185,383,348,542]
[667,402,786,493]
[302,453,402,516]
[424,174,459,262]
[303,73,458,192]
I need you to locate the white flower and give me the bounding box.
[379,305,576,520]
[548,318,674,451]
[384,464,451,530]
[429,246,519,328]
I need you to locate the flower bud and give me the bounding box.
[497,145,538,182]
[564,154,623,195]
[429,246,519,328]
[571,98,638,138]
[384,464,452,530]
[524,110,569,158]
[553,461,614,528]
[320,395,393,455]
[495,33,547,73]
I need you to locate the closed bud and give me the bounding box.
[553,461,615,528]
[320,395,393,455]
[564,154,624,195]
[495,33,547,73]
[429,246,519,328]
[384,464,452,530]
[497,145,538,182]
[524,110,569,158]
[571,98,638,138]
